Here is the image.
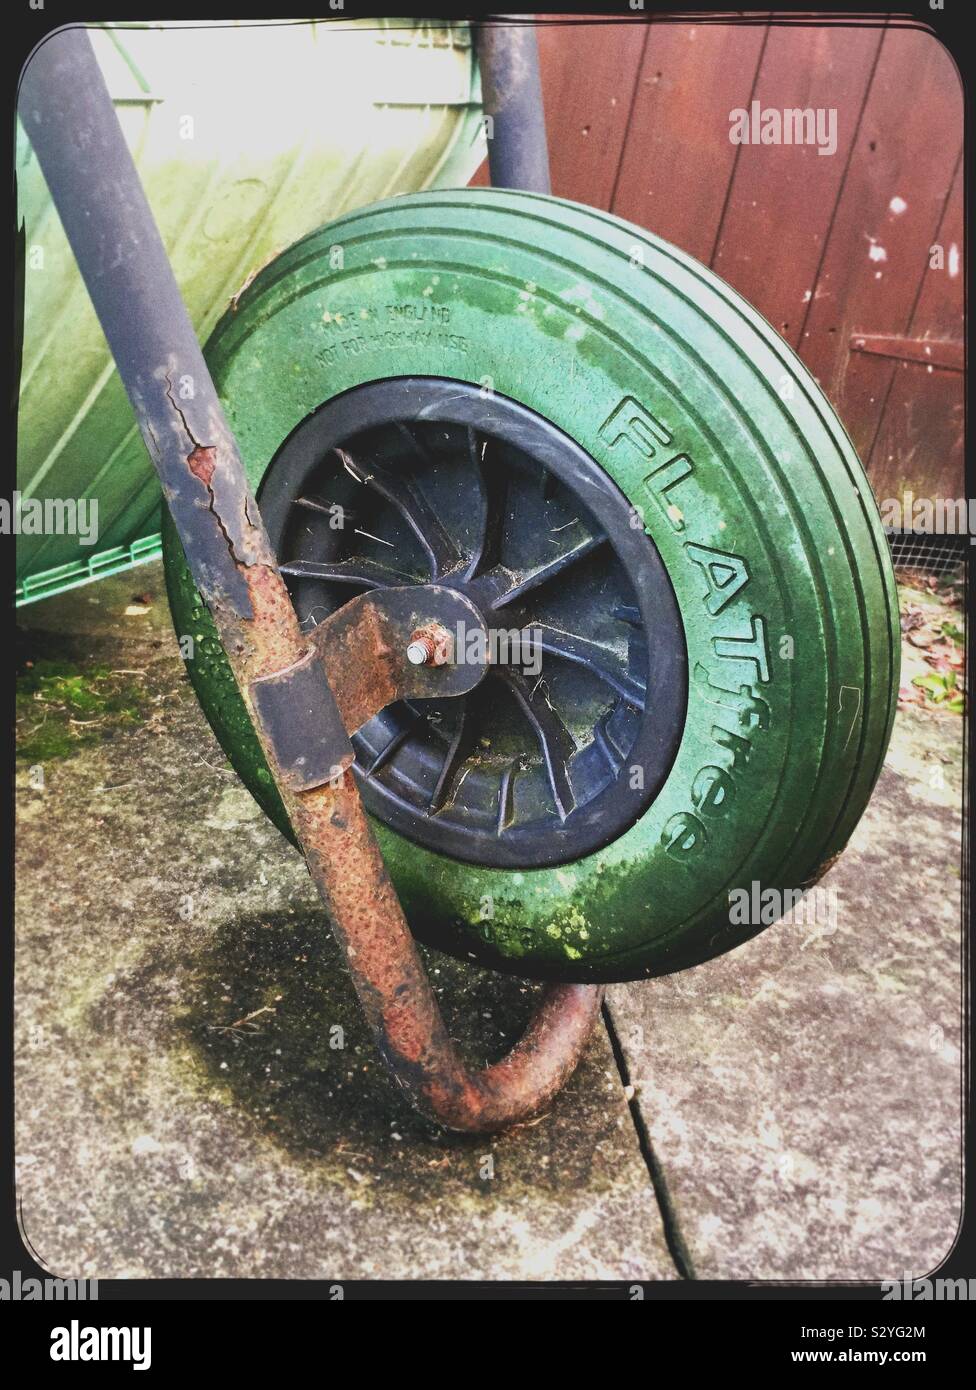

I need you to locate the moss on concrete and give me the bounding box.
[16,648,151,764]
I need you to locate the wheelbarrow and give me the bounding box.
[19,18,900,1133]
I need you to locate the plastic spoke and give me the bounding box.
[428,706,479,815]
[494,668,577,821]
[464,430,509,579]
[279,557,417,588]
[497,763,517,835]
[468,531,608,611]
[611,603,642,628]
[334,446,463,580]
[535,624,647,707]
[295,495,356,523]
[364,720,415,776]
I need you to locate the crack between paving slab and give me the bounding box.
[601,1000,697,1280]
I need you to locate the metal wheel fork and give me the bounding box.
[20,21,602,1133]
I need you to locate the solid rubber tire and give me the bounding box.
[162,188,900,983]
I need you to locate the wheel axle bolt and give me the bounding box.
[407,637,434,665]
[406,623,451,667]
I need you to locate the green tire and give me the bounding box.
[163,188,900,983]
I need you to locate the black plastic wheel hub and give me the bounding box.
[258,377,687,869]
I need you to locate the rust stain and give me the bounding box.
[187,444,218,487]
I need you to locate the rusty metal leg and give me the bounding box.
[20,26,601,1134]
[302,779,604,1132]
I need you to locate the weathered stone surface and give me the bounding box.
[607,628,963,1280]
[17,564,962,1284]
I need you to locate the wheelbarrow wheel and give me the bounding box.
[163,188,899,983]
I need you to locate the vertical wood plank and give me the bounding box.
[537,15,646,209]
[866,155,964,502]
[798,27,962,461]
[711,21,884,348]
[612,20,767,262]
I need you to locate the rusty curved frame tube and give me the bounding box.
[21,24,602,1133]
[302,780,605,1132]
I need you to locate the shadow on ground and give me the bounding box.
[87,902,598,1179]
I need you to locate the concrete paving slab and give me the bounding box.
[15,565,676,1282]
[606,589,964,1281]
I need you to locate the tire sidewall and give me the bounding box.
[170,192,883,980]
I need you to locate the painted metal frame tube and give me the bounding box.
[19,25,599,1133]
[477,15,552,194]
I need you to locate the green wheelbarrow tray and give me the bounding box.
[15,18,485,606]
